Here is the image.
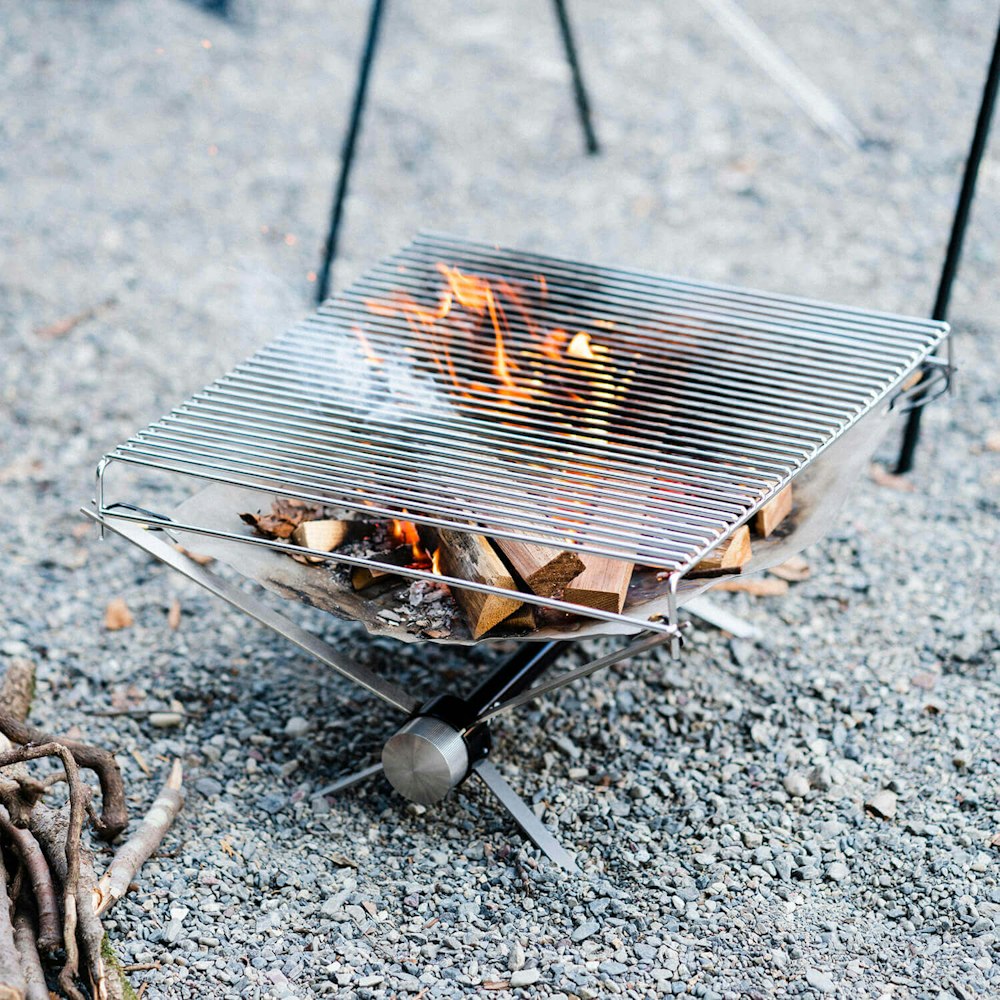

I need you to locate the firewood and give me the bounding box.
[435,529,524,639]
[291,519,349,554]
[754,484,793,538]
[690,525,752,578]
[494,604,537,633]
[563,555,633,613]
[493,539,585,596]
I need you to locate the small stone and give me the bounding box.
[826,862,849,882]
[693,853,716,868]
[784,772,811,797]
[194,777,222,797]
[865,789,897,819]
[742,830,763,849]
[148,712,183,729]
[284,716,310,738]
[805,969,836,993]
[572,921,600,942]
[510,968,540,988]
[508,942,525,972]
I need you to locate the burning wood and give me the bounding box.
[493,538,585,597]
[435,529,524,639]
[563,555,633,613]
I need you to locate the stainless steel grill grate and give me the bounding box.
[101,232,947,584]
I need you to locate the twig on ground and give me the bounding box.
[95,761,183,917]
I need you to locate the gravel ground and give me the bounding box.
[2,1,998,998]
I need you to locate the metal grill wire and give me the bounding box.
[108,232,948,573]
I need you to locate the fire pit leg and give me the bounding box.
[472,760,580,872]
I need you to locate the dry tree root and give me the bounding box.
[0,712,127,842]
[0,806,59,952]
[0,841,28,1000]
[12,909,47,1000]
[0,657,184,999]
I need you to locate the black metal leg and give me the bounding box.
[551,0,599,155]
[895,16,999,474]
[316,0,386,304]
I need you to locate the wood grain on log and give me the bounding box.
[754,485,793,538]
[690,525,752,577]
[436,529,523,639]
[563,555,633,613]
[493,539,584,596]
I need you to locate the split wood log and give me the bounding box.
[0,846,27,1000]
[435,529,524,639]
[0,713,126,842]
[0,807,59,953]
[94,761,184,918]
[12,910,47,1000]
[496,604,537,632]
[563,555,633,613]
[492,539,585,597]
[754,485,793,538]
[689,525,752,578]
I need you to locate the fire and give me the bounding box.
[390,519,441,574]
[358,261,631,427]
[566,331,609,362]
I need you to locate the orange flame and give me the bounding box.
[359,262,627,423]
[390,519,441,574]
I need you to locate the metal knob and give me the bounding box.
[381,716,469,805]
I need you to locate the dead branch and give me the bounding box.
[0,846,27,1000]
[0,662,35,727]
[2,745,86,1000]
[11,909,47,1000]
[0,712,127,841]
[95,761,184,917]
[0,807,59,953]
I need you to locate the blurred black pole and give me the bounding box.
[316,0,386,304]
[895,16,1000,474]
[552,0,599,154]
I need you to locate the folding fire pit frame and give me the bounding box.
[87,233,951,870]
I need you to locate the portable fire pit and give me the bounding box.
[87,232,950,869]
